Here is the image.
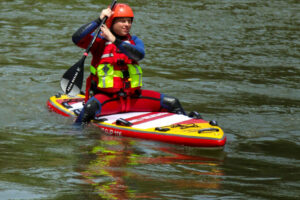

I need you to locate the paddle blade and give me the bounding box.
[60,56,86,96]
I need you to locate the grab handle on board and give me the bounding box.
[198,128,219,134]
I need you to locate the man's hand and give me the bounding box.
[100,24,116,43]
[100,8,114,20]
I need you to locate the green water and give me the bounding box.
[1,0,299,199]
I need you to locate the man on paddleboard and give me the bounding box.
[72,3,188,125]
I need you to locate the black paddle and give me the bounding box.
[60,0,117,96]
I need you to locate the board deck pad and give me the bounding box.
[47,94,226,147]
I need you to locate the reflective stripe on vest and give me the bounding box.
[101,53,114,59]
[90,65,123,77]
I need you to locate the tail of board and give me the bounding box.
[47,94,226,147]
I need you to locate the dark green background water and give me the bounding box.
[1,0,299,199]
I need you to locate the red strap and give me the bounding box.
[120,96,126,112]
[85,75,92,102]
[126,96,131,112]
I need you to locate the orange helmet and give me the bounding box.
[106,3,134,28]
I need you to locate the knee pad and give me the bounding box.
[161,95,185,114]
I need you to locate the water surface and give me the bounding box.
[0,0,299,199]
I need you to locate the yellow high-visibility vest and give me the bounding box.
[90,64,143,88]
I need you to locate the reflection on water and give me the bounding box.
[80,135,224,199]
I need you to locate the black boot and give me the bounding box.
[188,111,203,119]
[161,95,186,115]
[75,99,101,125]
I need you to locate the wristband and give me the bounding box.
[95,18,102,25]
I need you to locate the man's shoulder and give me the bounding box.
[131,35,144,44]
[131,35,139,40]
